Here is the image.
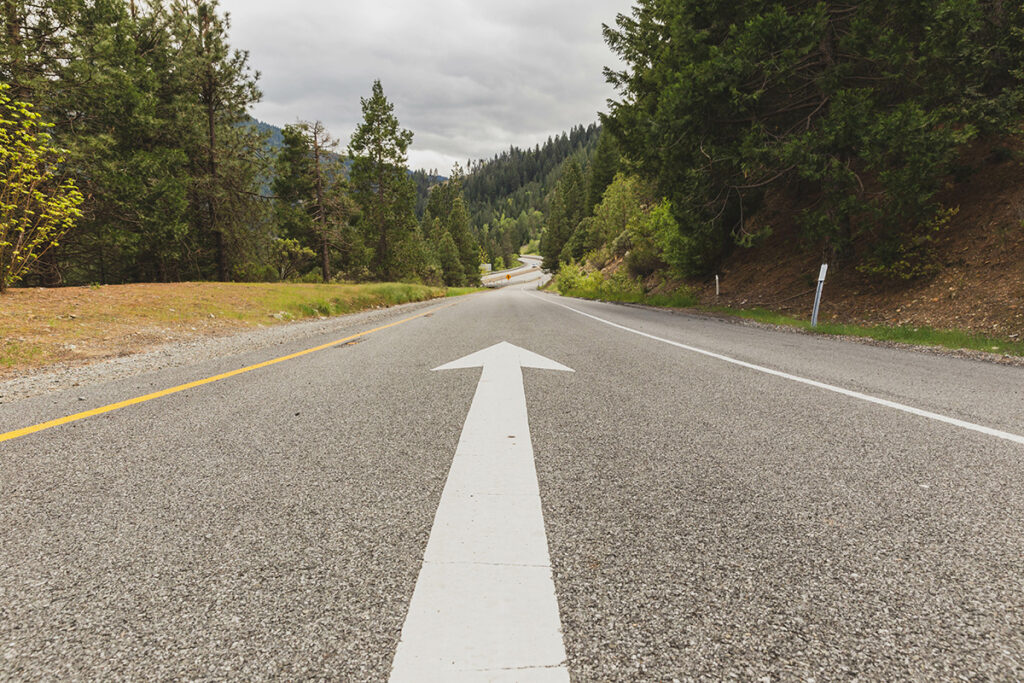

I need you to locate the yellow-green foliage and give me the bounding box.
[555,261,697,307]
[0,84,83,293]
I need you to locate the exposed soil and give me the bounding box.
[694,141,1024,341]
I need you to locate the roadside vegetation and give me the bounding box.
[0,282,479,375]
[550,271,1024,357]
[491,1,1024,345]
[1,2,482,290]
[542,0,1024,283]
[708,308,1024,357]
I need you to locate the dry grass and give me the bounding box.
[0,281,467,377]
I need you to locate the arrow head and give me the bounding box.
[433,341,573,372]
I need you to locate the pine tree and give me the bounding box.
[273,123,315,251]
[447,196,480,284]
[171,0,262,281]
[348,80,419,281]
[437,230,464,286]
[51,1,195,284]
[586,130,620,214]
[274,121,357,281]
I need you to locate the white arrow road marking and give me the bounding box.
[389,342,573,682]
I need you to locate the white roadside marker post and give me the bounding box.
[715,274,720,299]
[811,263,828,327]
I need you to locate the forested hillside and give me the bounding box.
[0,1,474,290]
[5,0,1023,320]
[533,0,1024,337]
[462,123,600,269]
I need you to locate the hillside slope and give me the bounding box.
[699,144,1024,339]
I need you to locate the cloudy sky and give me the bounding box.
[217,0,635,173]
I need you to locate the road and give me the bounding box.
[481,254,549,289]
[2,285,1023,680]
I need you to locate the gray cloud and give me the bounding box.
[219,0,634,172]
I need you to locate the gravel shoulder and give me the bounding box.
[0,298,448,404]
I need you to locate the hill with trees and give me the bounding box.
[530,0,1024,337]
[0,0,468,290]
[462,123,601,269]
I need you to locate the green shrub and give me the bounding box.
[857,206,958,280]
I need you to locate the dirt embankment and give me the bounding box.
[695,142,1024,340]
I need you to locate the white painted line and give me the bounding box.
[389,342,572,682]
[535,296,1024,446]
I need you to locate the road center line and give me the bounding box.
[0,302,457,444]
[389,342,572,681]
[535,295,1024,446]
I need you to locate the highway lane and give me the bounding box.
[1,287,1022,679]
[481,255,547,289]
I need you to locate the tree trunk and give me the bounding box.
[38,248,60,286]
[206,78,227,282]
[377,168,388,280]
[312,130,330,282]
[4,0,24,98]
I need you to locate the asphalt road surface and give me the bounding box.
[2,285,1022,680]
[481,255,548,289]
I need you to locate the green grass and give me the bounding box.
[0,341,44,368]
[445,287,485,297]
[552,268,1023,357]
[701,306,1024,356]
[559,287,700,308]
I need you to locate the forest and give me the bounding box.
[4,0,1024,294]
[0,0,479,291]
[538,0,1024,291]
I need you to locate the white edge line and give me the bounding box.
[532,294,1024,446]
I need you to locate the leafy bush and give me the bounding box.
[0,85,83,292]
[625,200,671,278]
[556,260,696,306]
[857,206,959,280]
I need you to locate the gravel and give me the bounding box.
[0,299,445,404]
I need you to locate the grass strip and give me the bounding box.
[554,283,1023,357]
[701,306,1024,356]
[0,281,484,375]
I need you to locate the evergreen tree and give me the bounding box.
[540,159,587,269]
[437,230,464,286]
[447,196,480,284]
[171,0,263,281]
[273,123,315,253]
[273,121,357,281]
[603,0,1024,275]
[586,130,620,214]
[348,80,420,280]
[53,1,195,284]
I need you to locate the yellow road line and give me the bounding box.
[1,302,456,444]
